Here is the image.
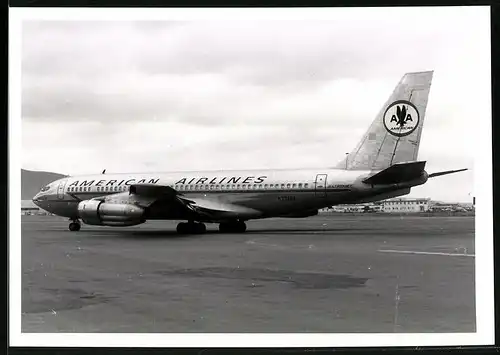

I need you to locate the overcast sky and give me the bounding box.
[20,7,490,202]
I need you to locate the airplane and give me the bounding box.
[32,70,467,234]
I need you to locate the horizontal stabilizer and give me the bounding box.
[428,168,468,178]
[363,161,426,185]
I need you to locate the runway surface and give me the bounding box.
[21,214,475,333]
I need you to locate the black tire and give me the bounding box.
[176,223,187,234]
[69,222,80,232]
[219,221,246,233]
[237,222,247,233]
[219,223,229,233]
[196,223,206,234]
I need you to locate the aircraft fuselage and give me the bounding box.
[33,167,426,222]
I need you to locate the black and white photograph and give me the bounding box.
[9,6,493,347]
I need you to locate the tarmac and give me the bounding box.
[21,214,475,333]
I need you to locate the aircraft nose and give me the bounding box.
[32,194,40,207]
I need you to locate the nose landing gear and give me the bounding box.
[69,220,81,231]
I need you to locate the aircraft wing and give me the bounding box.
[126,184,261,220]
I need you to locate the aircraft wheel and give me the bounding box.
[219,223,229,233]
[177,222,206,234]
[177,222,188,234]
[219,221,246,233]
[69,222,81,231]
[195,223,206,234]
[236,221,247,233]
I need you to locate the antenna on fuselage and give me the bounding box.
[102,169,106,174]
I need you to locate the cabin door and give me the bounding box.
[57,179,67,200]
[315,174,328,197]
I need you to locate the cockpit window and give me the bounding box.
[40,185,50,192]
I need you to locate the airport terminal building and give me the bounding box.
[322,197,474,213]
[381,198,431,213]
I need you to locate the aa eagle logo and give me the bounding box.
[383,100,420,137]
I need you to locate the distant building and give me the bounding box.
[21,200,41,215]
[321,197,472,214]
[429,201,473,212]
[380,198,431,213]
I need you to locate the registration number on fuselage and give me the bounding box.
[278,196,296,201]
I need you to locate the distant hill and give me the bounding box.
[21,169,67,200]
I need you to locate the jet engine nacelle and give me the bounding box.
[77,199,146,226]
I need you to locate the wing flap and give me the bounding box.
[128,183,261,220]
[177,196,261,216]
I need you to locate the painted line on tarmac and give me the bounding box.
[246,239,316,250]
[378,249,475,257]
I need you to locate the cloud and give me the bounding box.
[19,7,489,202]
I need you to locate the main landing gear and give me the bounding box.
[176,221,207,234]
[69,220,81,231]
[175,220,247,234]
[219,220,247,233]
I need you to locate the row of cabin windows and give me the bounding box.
[176,183,309,191]
[68,185,128,192]
[68,182,310,193]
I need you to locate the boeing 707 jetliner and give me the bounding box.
[32,71,467,234]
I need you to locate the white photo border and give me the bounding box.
[9,6,494,347]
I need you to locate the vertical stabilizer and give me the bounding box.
[336,71,433,170]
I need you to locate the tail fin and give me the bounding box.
[336,71,433,171]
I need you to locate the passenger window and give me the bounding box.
[286,183,291,188]
[292,183,297,188]
[281,184,285,188]
[237,184,240,189]
[264,184,268,188]
[305,183,309,188]
[298,183,302,188]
